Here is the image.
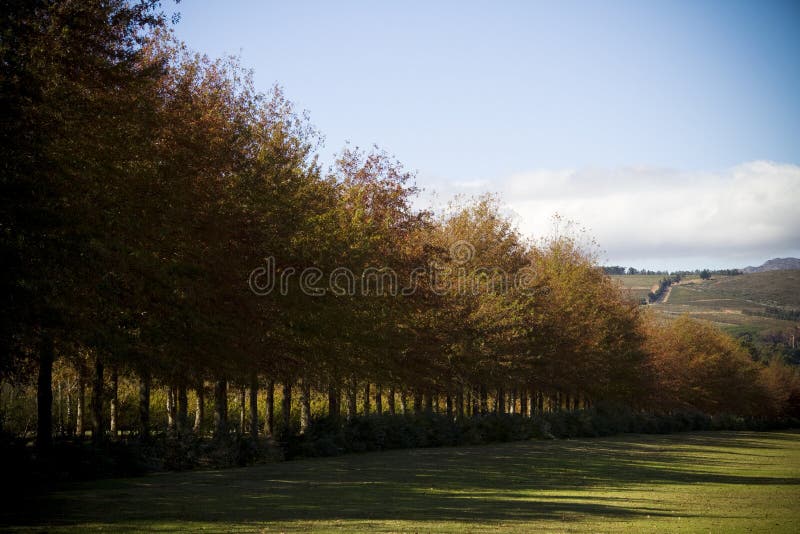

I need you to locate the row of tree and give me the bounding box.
[2,1,798,452]
[603,266,742,277]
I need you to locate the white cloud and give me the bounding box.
[421,161,800,270]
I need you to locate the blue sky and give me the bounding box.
[169,1,800,269]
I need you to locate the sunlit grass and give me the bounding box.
[7,430,800,532]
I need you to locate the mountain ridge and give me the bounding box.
[742,257,800,273]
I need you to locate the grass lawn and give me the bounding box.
[6,430,800,532]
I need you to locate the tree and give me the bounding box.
[645,315,768,415]
[0,0,167,450]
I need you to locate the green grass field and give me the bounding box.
[7,430,800,532]
[610,274,665,302]
[655,271,800,334]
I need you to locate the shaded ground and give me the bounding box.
[5,430,800,532]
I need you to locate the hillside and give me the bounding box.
[743,257,800,273]
[610,274,665,303]
[655,271,800,334]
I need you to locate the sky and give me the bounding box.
[168,0,800,270]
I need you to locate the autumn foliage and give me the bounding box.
[1,1,797,458]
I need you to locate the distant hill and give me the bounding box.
[742,258,800,273]
[657,270,800,334]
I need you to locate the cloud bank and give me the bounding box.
[423,161,800,270]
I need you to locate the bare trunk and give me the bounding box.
[193,382,204,434]
[57,380,64,437]
[496,387,505,414]
[266,379,275,435]
[456,389,464,418]
[400,391,408,413]
[413,391,423,413]
[281,381,292,432]
[363,383,370,415]
[520,390,528,417]
[387,386,396,415]
[66,387,73,436]
[346,379,357,419]
[238,386,246,433]
[328,383,339,417]
[424,392,433,414]
[375,384,382,415]
[91,355,104,445]
[138,372,150,440]
[77,365,86,437]
[109,369,118,437]
[469,388,477,417]
[300,379,311,433]
[479,385,488,414]
[36,335,54,452]
[249,373,258,440]
[166,386,176,431]
[445,393,453,417]
[214,379,228,437]
[177,384,188,432]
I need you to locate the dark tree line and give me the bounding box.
[2,1,798,457]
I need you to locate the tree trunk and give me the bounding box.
[496,387,505,414]
[537,391,544,413]
[413,391,423,413]
[520,390,528,417]
[77,364,86,437]
[445,393,453,418]
[138,372,150,440]
[300,379,311,433]
[266,379,275,435]
[424,392,433,414]
[375,384,382,415]
[166,386,176,431]
[66,387,73,436]
[249,373,258,440]
[214,379,228,437]
[479,385,488,414]
[57,380,64,437]
[281,381,292,432]
[363,383,370,415]
[239,386,246,434]
[194,382,204,434]
[110,368,118,437]
[346,379,357,419]
[328,383,339,417]
[91,355,104,445]
[400,391,408,413]
[387,386,396,415]
[469,388,477,417]
[456,389,464,418]
[36,335,54,452]
[177,384,188,432]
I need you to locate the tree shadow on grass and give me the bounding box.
[7,430,800,529]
